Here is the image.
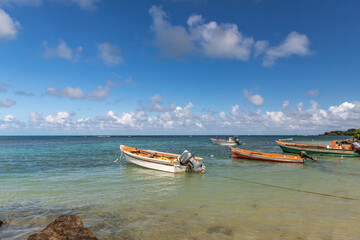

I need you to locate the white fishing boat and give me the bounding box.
[119,145,205,173]
[210,137,241,146]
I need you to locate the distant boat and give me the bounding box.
[276,140,359,157]
[120,145,205,173]
[230,147,313,163]
[278,138,293,141]
[211,137,241,146]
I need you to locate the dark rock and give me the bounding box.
[341,138,360,144]
[0,220,4,227]
[27,215,98,240]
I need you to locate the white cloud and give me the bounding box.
[30,110,41,123]
[43,40,82,61]
[0,8,21,40]
[149,6,254,60]
[97,42,123,66]
[46,86,86,99]
[263,31,311,67]
[0,0,100,10]
[243,89,264,106]
[45,111,70,124]
[306,89,320,97]
[142,94,176,112]
[187,14,203,26]
[0,98,16,107]
[149,5,194,59]
[328,102,356,120]
[89,86,110,100]
[190,18,254,60]
[4,114,16,122]
[282,100,290,109]
[254,40,269,57]
[2,100,360,134]
[149,6,312,66]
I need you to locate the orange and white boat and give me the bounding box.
[211,137,241,146]
[120,145,205,173]
[230,147,313,163]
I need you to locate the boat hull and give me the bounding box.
[230,147,304,163]
[120,145,205,173]
[277,142,358,157]
[210,138,237,146]
[122,150,187,173]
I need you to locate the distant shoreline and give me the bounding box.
[319,128,355,136]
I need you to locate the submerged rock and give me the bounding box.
[27,215,98,240]
[0,220,5,227]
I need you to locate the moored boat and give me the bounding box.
[230,147,312,163]
[278,138,293,141]
[211,137,241,146]
[120,145,205,173]
[276,140,359,157]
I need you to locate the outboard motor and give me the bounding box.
[234,137,241,145]
[351,142,360,155]
[300,151,315,161]
[179,150,205,172]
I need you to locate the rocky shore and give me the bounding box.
[27,215,98,240]
[340,138,360,144]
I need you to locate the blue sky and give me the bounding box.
[0,0,359,135]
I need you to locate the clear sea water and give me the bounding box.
[1,135,360,239]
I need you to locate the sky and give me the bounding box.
[0,0,359,135]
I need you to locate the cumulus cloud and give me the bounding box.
[0,8,21,40]
[149,6,254,60]
[149,6,312,66]
[306,89,320,97]
[43,40,82,61]
[142,94,176,112]
[262,32,311,66]
[46,86,86,99]
[0,98,16,107]
[149,5,194,59]
[30,110,42,123]
[243,89,264,106]
[89,86,110,100]
[2,100,360,134]
[97,42,123,66]
[282,100,290,109]
[0,0,100,10]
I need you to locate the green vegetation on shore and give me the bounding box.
[354,129,360,139]
[320,128,356,136]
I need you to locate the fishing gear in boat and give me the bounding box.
[300,151,316,161]
[233,137,241,145]
[178,150,205,172]
[351,142,360,155]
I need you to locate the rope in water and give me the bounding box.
[207,172,360,201]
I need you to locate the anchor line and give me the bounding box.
[207,172,360,201]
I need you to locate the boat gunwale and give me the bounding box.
[120,145,204,162]
[230,147,304,163]
[276,141,357,155]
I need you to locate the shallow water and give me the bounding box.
[1,135,360,239]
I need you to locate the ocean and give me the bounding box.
[1,135,360,239]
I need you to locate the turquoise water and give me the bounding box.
[1,135,360,239]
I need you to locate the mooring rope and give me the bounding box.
[207,172,360,201]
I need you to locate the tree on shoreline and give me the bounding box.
[354,128,360,139]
